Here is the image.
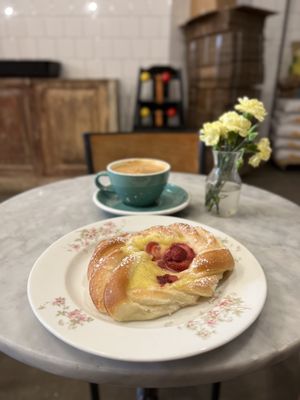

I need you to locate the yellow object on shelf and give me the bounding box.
[291,57,300,76]
[290,42,300,77]
[140,71,151,81]
[140,107,151,118]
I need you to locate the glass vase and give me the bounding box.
[205,150,242,217]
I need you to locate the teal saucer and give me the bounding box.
[92,183,190,216]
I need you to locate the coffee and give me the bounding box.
[95,158,170,206]
[111,159,166,175]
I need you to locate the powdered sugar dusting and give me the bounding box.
[118,253,139,269]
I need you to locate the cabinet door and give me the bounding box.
[0,80,37,176]
[34,80,119,176]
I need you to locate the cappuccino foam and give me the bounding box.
[111,159,166,174]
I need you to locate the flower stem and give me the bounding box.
[205,151,241,215]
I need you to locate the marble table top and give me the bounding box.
[0,173,299,387]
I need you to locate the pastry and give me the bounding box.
[88,223,234,322]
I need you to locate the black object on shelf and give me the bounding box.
[133,65,185,131]
[0,60,61,78]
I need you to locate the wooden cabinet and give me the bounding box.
[0,80,35,174]
[183,6,271,128]
[34,80,118,176]
[0,79,119,195]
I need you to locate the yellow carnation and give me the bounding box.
[257,138,272,161]
[249,138,272,167]
[199,121,227,146]
[219,111,251,137]
[249,153,262,167]
[235,97,267,122]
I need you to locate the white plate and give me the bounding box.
[27,216,267,362]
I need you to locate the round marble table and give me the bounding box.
[0,173,299,388]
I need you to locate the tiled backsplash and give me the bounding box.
[0,0,182,130]
[0,0,298,132]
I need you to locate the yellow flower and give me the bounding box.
[257,138,272,161]
[249,138,272,167]
[199,121,227,146]
[219,111,251,137]
[235,97,267,122]
[249,153,262,167]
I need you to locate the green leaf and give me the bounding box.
[227,131,238,146]
[248,123,258,132]
[245,143,258,153]
[243,112,253,122]
[237,157,244,169]
[248,131,258,141]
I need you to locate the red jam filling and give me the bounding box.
[145,241,195,273]
[157,274,179,286]
[145,241,162,261]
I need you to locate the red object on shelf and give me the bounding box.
[162,71,171,83]
[167,107,177,117]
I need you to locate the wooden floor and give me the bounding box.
[0,162,299,400]
[0,351,299,399]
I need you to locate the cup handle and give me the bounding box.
[95,172,115,192]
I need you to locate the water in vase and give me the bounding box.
[218,181,241,217]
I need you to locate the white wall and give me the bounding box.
[0,0,174,130]
[0,0,298,133]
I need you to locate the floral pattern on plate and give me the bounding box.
[67,221,123,252]
[184,292,249,338]
[38,297,94,329]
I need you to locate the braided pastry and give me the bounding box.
[88,223,234,322]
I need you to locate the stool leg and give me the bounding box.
[89,382,100,400]
[136,388,158,400]
[211,382,221,400]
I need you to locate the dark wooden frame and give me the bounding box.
[83,131,207,175]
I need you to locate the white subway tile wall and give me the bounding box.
[0,0,297,132]
[0,0,176,130]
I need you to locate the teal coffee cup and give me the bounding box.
[95,158,170,207]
